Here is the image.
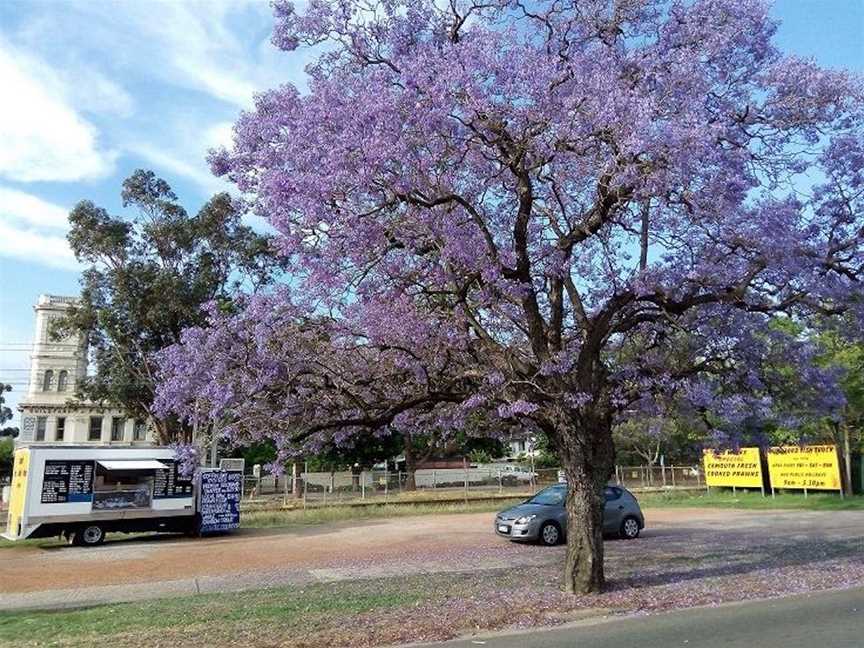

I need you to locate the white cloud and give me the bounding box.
[57,0,282,110]
[0,187,69,229]
[0,221,79,270]
[204,121,236,152]
[0,187,78,270]
[128,142,230,196]
[0,40,117,182]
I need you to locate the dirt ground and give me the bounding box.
[2,506,862,598]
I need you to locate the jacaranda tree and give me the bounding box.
[156,0,863,593]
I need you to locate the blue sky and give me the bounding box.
[0,0,862,425]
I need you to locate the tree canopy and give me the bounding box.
[156,0,863,593]
[57,170,284,443]
[0,383,11,427]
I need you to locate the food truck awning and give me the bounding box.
[97,460,170,471]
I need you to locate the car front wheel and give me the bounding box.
[620,516,640,540]
[538,521,561,546]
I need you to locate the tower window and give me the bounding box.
[111,417,126,442]
[57,370,68,392]
[88,416,103,441]
[57,417,66,441]
[42,370,54,391]
[133,420,147,441]
[35,416,47,441]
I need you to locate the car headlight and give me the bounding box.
[515,515,536,525]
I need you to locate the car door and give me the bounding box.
[602,486,625,533]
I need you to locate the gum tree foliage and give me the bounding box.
[156,1,863,593]
[55,170,283,444]
[0,383,12,427]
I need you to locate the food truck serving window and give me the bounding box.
[97,460,170,471]
[92,460,168,510]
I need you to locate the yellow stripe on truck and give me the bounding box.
[6,448,30,539]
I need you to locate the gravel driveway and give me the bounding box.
[2,507,862,615]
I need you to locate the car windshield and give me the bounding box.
[526,486,566,506]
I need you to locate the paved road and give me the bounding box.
[410,587,864,648]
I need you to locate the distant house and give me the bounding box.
[16,294,154,446]
[506,433,538,459]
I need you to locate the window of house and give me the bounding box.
[42,370,54,391]
[35,416,47,441]
[111,417,126,442]
[57,417,66,441]
[57,370,68,392]
[133,420,147,441]
[88,416,103,441]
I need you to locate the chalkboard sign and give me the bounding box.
[153,461,195,499]
[41,460,94,504]
[198,470,241,533]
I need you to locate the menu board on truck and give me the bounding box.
[153,461,195,499]
[198,470,241,533]
[40,460,94,504]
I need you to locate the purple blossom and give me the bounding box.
[156,0,861,517]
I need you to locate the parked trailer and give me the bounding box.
[3,445,240,546]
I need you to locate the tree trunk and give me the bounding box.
[562,474,606,593]
[292,462,301,498]
[842,421,853,496]
[558,413,615,594]
[403,432,417,491]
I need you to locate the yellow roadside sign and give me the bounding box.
[702,448,764,488]
[766,445,842,491]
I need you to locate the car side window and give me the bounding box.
[604,487,622,502]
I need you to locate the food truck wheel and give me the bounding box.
[73,525,106,546]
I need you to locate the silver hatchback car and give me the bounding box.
[494,484,645,546]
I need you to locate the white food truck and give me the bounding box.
[4,445,241,546]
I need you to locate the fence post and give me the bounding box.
[432,469,437,489]
[303,461,308,510]
[361,470,366,500]
[671,465,676,488]
[385,469,389,501]
[463,457,469,505]
[498,469,502,494]
[615,465,621,486]
[696,466,702,489]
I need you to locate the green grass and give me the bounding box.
[0,579,426,647]
[639,489,864,511]
[240,498,523,528]
[0,536,66,551]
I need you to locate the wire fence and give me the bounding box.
[240,464,704,506]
